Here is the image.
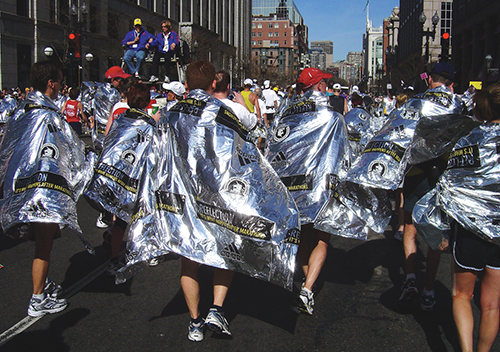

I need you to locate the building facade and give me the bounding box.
[309,47,326,71]
[363,11,383,93]
[0,0,252,89]
[311,41,333,67]
[251,0,308,86]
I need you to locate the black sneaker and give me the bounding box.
[399,278,419,302]
[421,292,436,311]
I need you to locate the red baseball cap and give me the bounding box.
[105,66,131,79]
[299,68,332,89]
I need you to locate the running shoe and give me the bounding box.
[420,292,436,311]
[44,278,63,298]
[148,256,164,267]
[393,230,404,242]
[149,75,159,82]
[27,294,68,317]
[295,287,314,315]
[95,213,110,229]
[205,308,232,336]
[188,319,205,342]
[399,278,419,302]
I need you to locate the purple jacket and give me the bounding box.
[151,31,179,54]
[122,29,153,51]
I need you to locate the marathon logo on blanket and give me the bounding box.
[14,171,71,197]
[24,103,58,113]
[363,141,405,162]
[271,151,288,167]
[216,105,249,140]
[284,228,300,245]
[421,91,453,108]
[447,145,481,169]
[196,200,274,240]
[95,162,138,193]
[281,100,316,118]
[169,98,207,117]
[236,146,259,166]
[281,174,313,192]
[326,174,340,199]
[155,190,185,215]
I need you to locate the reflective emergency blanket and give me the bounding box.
[0,96,18,124]
[0,92,96,249]
[118,90,300,290]
[347,86,475,190]
[412,188,451,251]
[265,90,350,224]
[54,93,68,110]
[420,123,500,244]
[84,108,157,222]
[344,107,384,159]
[82,82,121,151]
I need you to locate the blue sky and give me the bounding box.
[293,0,399,62]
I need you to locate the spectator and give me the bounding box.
[121,18,153,78]
[149,20,180,83]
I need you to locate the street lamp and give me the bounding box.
[44,47,54,57]
[419,11,439,66]
[85,53,94,62]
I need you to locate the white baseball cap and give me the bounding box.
[352,85,359,92]
[333,83,341,90]
[163,81,186,97]
[244,78,253,86]
[263,80,270,88]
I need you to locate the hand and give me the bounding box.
[152,110,161,122]
[170,43,176,50]
[134,36,140,43]
[145,43,150,49]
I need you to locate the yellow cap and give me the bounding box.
[134,18,142,26]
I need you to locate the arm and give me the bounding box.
[343,98,348,115]
[249,93,261,122]
[104,109,114,136]
[61,101,67,114]
[78,102,89,125]
[170,31,179,50]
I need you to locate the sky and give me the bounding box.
[293,0,399,62]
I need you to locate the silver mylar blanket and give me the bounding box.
[118,89,300,290]
[417,123,500,245]
[53,93,68,110]
[84,108,157,222]
[347,85,475,190]
[0,96,19,124]
[80,82,121,151]
[344,107,388,160]
[265,90,351,224]
[0,91,97,252]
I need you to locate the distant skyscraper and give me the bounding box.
[311,41,333,66]
[252,0,304,25]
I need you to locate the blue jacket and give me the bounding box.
[151,31,179,54]
[122,29,153,51]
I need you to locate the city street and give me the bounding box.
[2,189,496,352]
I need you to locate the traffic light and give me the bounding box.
[68,32,81,59]
[441,32,450,62]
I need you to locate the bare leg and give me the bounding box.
[403,211,417,276]
[424,247,441,291]
[395,188,405,232]
[477,267,500,352]
[213,269,234,307]
[32,223,58,294]
[298,223,314,278]
[180,257,201,319]
[303,230,330,291]
[452,263,477,352]
[110,224,125,259]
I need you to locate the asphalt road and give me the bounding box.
[0,139,497,351]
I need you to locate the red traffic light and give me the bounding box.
[69,33,76,40]
[442,32,450,40]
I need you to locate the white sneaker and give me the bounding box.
[28,294,68,317]
[294,287,314,315]
[134,72,140,78]
[149,75,159,82]
[188,319,205,342]
[164,76,170,83]
[205,308,231,336]
[96,213,110,229]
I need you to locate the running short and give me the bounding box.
[403,173,431,213]
[453,223,500,271]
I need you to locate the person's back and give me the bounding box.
[329,94,345,114]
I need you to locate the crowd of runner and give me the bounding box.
[1,40,500,352]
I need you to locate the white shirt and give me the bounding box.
[221,98,257,130]
[262,88,279,114]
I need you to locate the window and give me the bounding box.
[258,40,262,45]
[269,23,273,28]
[440,1,452,36]
[17,0,29,17]
[269,32,273,37]
[269,52,273,56]
[284,32,287,37]
[252,23,256,28]
[284,24,287,28]
[258,32,262,37]
[275,23,279,28]
[252,41,256,45]
[252,32,256,37]
[274,40,279,44]
[275,32,279,37]
[284,40,287,45]
[257,23,262,28]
